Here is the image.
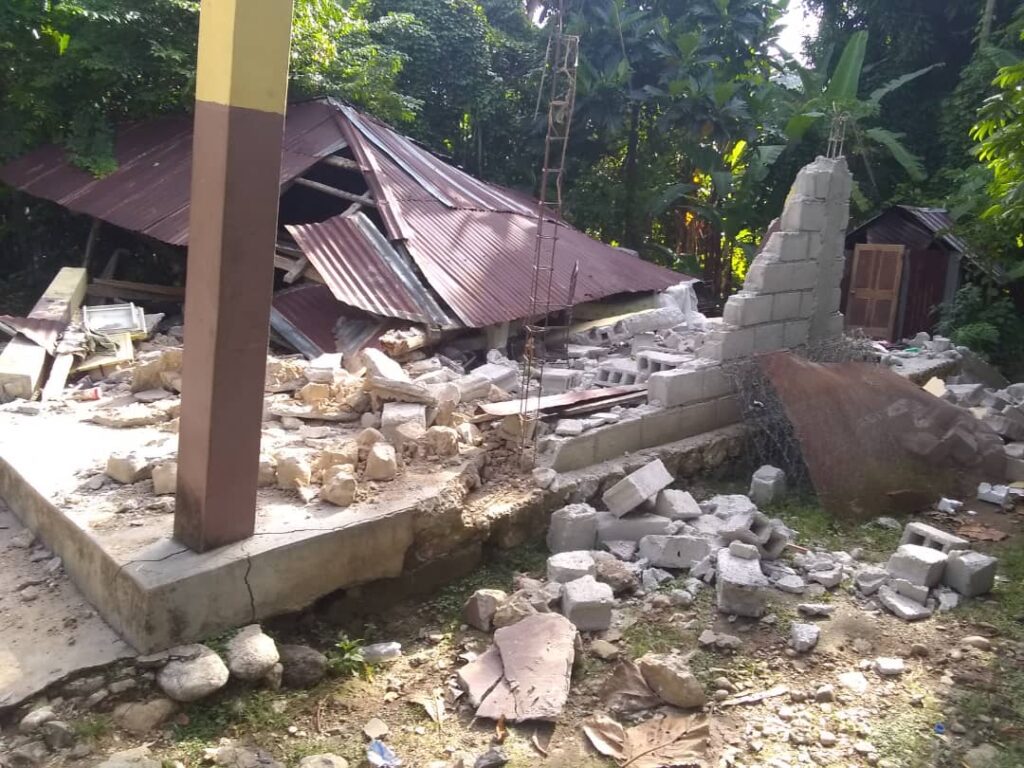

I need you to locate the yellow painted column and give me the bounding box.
[176,0,294,552]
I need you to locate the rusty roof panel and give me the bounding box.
[397,201,686,327]
[0,101,346,246]
[286,211,455,327]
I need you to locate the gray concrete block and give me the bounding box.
[899,522,970,554]
[783,319,810,348]
[762,231,810,262]
[701,364,734,400]
[877,584,933,621]
[759,519,794,560]
[753,322,786,353]
[647,368,705,408]
[637,535,712,569]
[781,197,827,232]
[771,292,804,322]
[655,489,702,521]
[637,350,692,380]
[943,550,997,597]
[723,293,773,327]
[891,578,929,605]
[547,503,598,553]
[561,575,614,631]
[602,459,674,517]
[749,465,786,506]
[715,549,770,618]
[719,326,755,360]
[719,510,772,545]
[855,567,888,596]
[595,511,675,543]
[541,368,582,394]
[547,551,597,583]
[886,544,947,587]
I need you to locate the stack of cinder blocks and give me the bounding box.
[699,156,853,362]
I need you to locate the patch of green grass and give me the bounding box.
[326,633,369,679]
[73,715,111,741]
[767,494,901,557]
[171,689,291,759]
[621,621,689,657]
[871,701,945,768]
[958,536,1024,642]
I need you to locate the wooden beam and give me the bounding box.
[283,255,309,284]
[320,155,361,171]
[86,279,186,303]
[41,353,75,401]
[293,177,376,207]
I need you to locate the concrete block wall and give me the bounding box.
[700,156,853,362]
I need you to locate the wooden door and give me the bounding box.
[845,244,904,340]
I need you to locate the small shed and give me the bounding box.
[841,206,966,341]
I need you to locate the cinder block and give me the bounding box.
[753,323,785,353]
[547,503,598,553]
[541,367,582,394]
[640,407,686,447]
[716,549,770,617]
[783,320,810,348]
[655,489,702,520]
[771,292,803,322]
[719,327,755,360]
[723,293,773,326]
[647,368,705,408]
[602,459,674,516]
[886,544,947,587]
[595,511,674,543]
[549,433,598,472]
[749,465,785,506]
[943,550,997,597]
[679,399,720,436]
[637,350,692,380]
[562,575,615,631]
[900,522,970,554]
[781,196,827,232]
[762,231,811,263]
[547,551,596,583]
[745,261,815,294]
[701,364,734,400]
[799,291,817,318]
[638,534,712,569]
[594,417,644,463]
[715,394,743,426]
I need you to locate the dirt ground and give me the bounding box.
[2,474,1023,768]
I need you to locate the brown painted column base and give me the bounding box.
[175,100,285,552]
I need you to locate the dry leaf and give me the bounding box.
[721,684,788,707]
[601,660,661,714]
[583,714,628,761]
[409,690,446,728]
[532,724,554,757]
[584,712,710,768]
[957,523,1008,542]
[495,714,508,744]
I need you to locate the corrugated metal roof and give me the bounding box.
[847,205,968,255]
[0,101,346,246]
[286,211,455,327]
[896,206,970,255]
[270,284,346,356]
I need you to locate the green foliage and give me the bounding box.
[327,633,368,679]
[72,715,111,741]
[937,283,1024,371]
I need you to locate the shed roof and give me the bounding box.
[845,205,969,254]
[0,99,693,328]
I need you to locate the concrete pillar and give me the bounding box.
[485,322,511,352]
[175,0,295,552]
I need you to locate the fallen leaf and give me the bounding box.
[409,689,446,728]
[583,712,710,768]
[495,714,507,744]
[583,714,627,761]
[721,684,789,707]
[532,724,554,757]
[601,660,661,714]
[957,523,1008,542]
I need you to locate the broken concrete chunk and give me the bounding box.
[547,503,598,553]
[364,443,398,481]
[707,494,757,518]
[322,467,357,507]
[886,544,947,587]
[360,348,406,381]
[749,465,786,506]
[317,441,359,473]
[275,451,312,490]
[561,575,614,631]
[719,510,772,545]
[943,550,997,597]
[728,540,760,560]
[455,374,491,401]
[978,482,1010,507]
[937,497,963,513]
[463,589,508,632]
[604,540,638,561]
[457,645,504,708]
[595,510,674,543]
[106,452,152,484]
[602,459,674,517]
[877,585,934,621]
[265,357,307,393]
[900,521,970,553]
[257,454,277,487]
[791,623,820,653]
[555,419,585,437]
[654,489,703,521]
[874,657,905,677]
[637,653,706,709]
[592,553,639,594]
[807,566,844,589]
[356,427,384,448]
[891,578,929,605]
[425,425,460,456]
[380,402,427,442]
[637,534,712,569]
[491,592,538,628]
[716,548,770,618]
[774,574,806,594]
[456,422,484,446]
[151,461,177,495]
[547,551,597,583]
[855,567,888,596]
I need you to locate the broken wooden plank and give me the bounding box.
[0,267,87,401]
[86,279,185,303]
[41,353,75,401]
[320,155,361,171]
[293,177,376,207]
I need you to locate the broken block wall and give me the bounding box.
[700,156,853,361]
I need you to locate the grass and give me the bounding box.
[170,690,292,762]
[871,700,946,768]
[73,715,111,741]
[621,621,690,657]
[766,494,902,558]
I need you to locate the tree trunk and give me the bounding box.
[980,0,997,45]
[622,102,643,250]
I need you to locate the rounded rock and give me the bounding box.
[226,625,280,681]
[279,644,328,689]
[297,756,349,768]
[157,644,229,702]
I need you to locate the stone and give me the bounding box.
[113,698,178,734]
[547,551,596,583]
[637,653,706,708]
[151,461,177,495]
[641,567,673,591]
[602,459,674,516]
[749,465,786,506]
[561,575,615,631]
[157,644,230,702]
[106,452,151,484]
[555,419,584,436]
[590,639,620,660]
[943,550,997,597]
[964,744,999,768]
[900,521,970,554]
[210,744,284,768]
[838,671,869,694]
[321,467,357,507]
[775,574,806,594]
[355,427,384,448]
[654,489,703,520]
[226,624,279,681]
[19,707,55,733]
[279,644,328,688]
[791,623,820,653]
[718,510,772,545]
[41,720,75,750]
[877,585,933,621]
[363,718,389,739]
[891,578,929,604]
[807,566,844,589]
[532,467,556,488]
[760,519,794,559]
[815,684,834,702]
[886,544,947,587]
[855,567,888,596]
[716,548,770,618]
[297,756,349,768]
[458,646,504,707]
[463,589,508,632]
[547,503,598,553]
[274,451,312,490]
[262,663,283,691]
[874,657,905,676]
[728,540,760,559]
[8,741,50,766]
[257,454,277,487]
[595,511,674,542]
[604,540,638,560]
[592,554,640,594]
[637,534,711,569]
[798,603,835,617]
[93,746,162,768]
[364,442,398,481]
[425,425,460,456]
[492,593,538,628]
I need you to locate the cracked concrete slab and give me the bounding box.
[0,501,133,709]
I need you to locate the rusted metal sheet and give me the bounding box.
[0,101,346,246]
[0,316,65,353]
[899,248,948,339]
[270,284,346,357]
[760,352,1005,521]
[478,384,646,418]
[286,211,455,327]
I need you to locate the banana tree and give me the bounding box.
[784,30,941,207]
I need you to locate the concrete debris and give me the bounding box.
[718,509,772,546]
[458,645,504,708]
[797,603,834,618]
[891,578,929,604]
[491,593,538,628]
[655,489,703,520]
[106,452,151,484]
[977,482,1010,507]
[873,657,905,677]
[532,466,556,488]
[275,451,312,490]
[774,574,806,594]
[638,534,712,569]
[547,551,597,583]
[943,550,997,597]
[322,466,357,506]
[716,548,770,618]
[749,465,786,506]
[151,461,177,495]
[562,575,615,631]
[604,540,638,561]
[463,589,508,632]
[596,510,674,543]
[855,567,888,596]
[641,567,674,592]
[602,459,673,517]
[592,552,640,594]
[547,504,598,553]
[364,443,398,481]
[637,653,706,708]
[790,623,820,653]
[877,585,934,621]
[937,497,963,513]
[900,521,970,553]
[886,544,947,587]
